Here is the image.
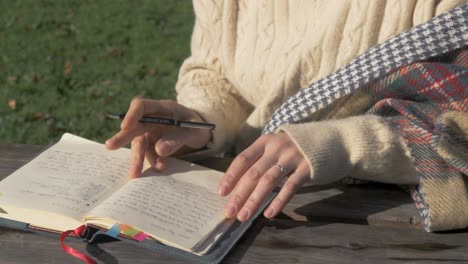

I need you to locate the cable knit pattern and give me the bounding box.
[176,0,466,184]
[278,115,418,185]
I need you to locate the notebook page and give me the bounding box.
[0,133,132,227]
[85,158,230,252]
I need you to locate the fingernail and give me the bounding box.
[264,206,275,218]
[159,141,173,155]
[225,204,237,218]
[238,208,251,222]
[218,184,228,196]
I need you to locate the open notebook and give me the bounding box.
[0,133,274,263]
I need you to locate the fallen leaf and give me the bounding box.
[79,55,88,64]
[64,60,72,75]
[101,80,112,86]
[137,66,157,79]
[145,68,156,76]
[7,76,17,84]
[33,74,43,83]
[90,91,101,98]
[67,11,76,19]
[8,99,16,110]
[94,111,105,121]
[33,112,45,120]
[107,48,124,57]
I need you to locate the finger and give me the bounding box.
[263,164,310,219]
[236,162,290,222]
[121,98,174,131]
[106,99,175,150]
[224,155,276,219]
[154,157,167,172]
[145,143,158,169]
[218,138,267,197]
[144,131,168,172]
[155,128,196,157]
[106,126,146,150]
[129,135,148,178]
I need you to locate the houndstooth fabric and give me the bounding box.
[263,4,468,134]
[263,4,468,231]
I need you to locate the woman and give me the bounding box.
[106,1,467,231]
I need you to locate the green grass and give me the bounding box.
[0,0,194,145]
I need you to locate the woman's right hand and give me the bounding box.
[105,98,211,178]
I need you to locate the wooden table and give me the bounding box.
[0,144,467,263]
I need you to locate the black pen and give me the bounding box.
[106,113,215,130]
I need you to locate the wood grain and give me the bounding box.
[283,183,423,229]
[225,219,468,264]
[0,145,421,229]
[0,144,44,177]
[0,219,466,264]
[0,144,466,264]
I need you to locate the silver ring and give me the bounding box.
[273,164,288,174]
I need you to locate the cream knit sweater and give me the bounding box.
[176,0,466,184]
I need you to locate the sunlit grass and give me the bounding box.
[0,0,194,144]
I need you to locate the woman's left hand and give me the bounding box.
[217,133,311,222]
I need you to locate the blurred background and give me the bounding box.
[0,0,194,145]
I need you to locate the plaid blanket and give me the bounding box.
[265,5,468,231]
[365,48,467,231]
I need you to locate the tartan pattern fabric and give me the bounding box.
[263,4,468,133]
[366,52,468,231]
[263,5,468,231]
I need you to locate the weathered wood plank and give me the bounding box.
[0,144,422,229]
[0,144,45,177]
[0,144,467,263]
[0,227,189,264]
[190,160,423,229]
[226,219,468,264]
[0,144,44,161]
[283,183,422,229]
[0,219,466,264]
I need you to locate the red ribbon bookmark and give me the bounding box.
[60,225,97,264]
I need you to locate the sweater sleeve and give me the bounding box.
[278,115,418,185]
[175,3,249,154]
